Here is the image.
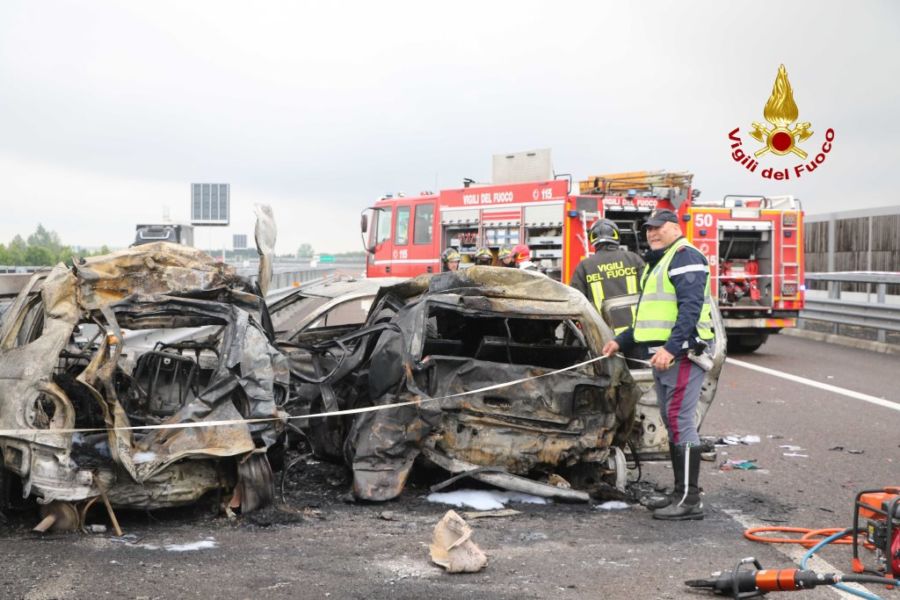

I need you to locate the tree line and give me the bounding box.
[0,224,110,267]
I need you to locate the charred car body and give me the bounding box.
[0,243,288,528]
[278,267,726,502]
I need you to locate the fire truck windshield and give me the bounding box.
[376,207,392,245]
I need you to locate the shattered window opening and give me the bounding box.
[422,305,592,371]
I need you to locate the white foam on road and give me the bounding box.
[164,539,218,552]
[726,358,899,413]
[722,509,872,599]
[426,489,548,510]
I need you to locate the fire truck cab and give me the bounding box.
[361,170,803,353]
[361,180,570,278]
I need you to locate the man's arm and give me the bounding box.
[664,247,709,355]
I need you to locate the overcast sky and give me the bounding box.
[1,1,898,254]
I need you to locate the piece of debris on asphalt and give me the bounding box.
[779,444,804,452]
[426,489,548,511]
[829,446,844,451]
[429,510,488,573]
[548,474,572,489]
[593,500,631,511]
[783,453,809,458]
[378,511,398,521]
[717,435,760,446]
[462,509,521,520]
[719,459,759,471]
[848,449,865,455]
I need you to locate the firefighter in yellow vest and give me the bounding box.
[570,219,644,335]
[602,209,715,521]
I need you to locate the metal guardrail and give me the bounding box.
[803,272,900,343]
[242,267,351,290]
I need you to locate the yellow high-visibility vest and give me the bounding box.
[633,238,714,342]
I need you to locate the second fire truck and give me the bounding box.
[360,171,804,352]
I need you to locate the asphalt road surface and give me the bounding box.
[1,335,897,600]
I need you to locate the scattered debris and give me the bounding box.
[828,446,844,452]
[378,511,397,521]
[426,489,548,511]
[778,445,804,452]
[720,459,759,471]
[782,453,808,458]
[548,474,572,489]
[594,500,631,511]
[462,509,521,520]
[429,510,488,573]
[848,449,865,455]
[717,435,760,446]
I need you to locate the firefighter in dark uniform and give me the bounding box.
[570,219,645,335]
[602,209,716,521]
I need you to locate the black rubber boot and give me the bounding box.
[653,443,703,521]
[644,443,680,509]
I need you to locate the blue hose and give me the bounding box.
[800,528,884,600]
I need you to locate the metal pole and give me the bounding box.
[866,216,873,302]
[826,217,837,300]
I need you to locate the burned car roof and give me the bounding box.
[0,243,288,525]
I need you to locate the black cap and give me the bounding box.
[644,209,679,228]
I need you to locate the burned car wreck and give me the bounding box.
[0,243,288,529]
[279,267,724,503]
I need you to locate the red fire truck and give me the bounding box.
[360,171,804,352]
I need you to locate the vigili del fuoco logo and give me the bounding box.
[727,64,834,180]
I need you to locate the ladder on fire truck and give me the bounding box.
[768,195,803,300]
[576,170,693,257]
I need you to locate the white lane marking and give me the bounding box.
[723,509,869,599]
[726,358,898,413]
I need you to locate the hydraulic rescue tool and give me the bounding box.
[686,556,896,598]
[688,487,900,598]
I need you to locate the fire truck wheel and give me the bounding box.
[727,335,767,354]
